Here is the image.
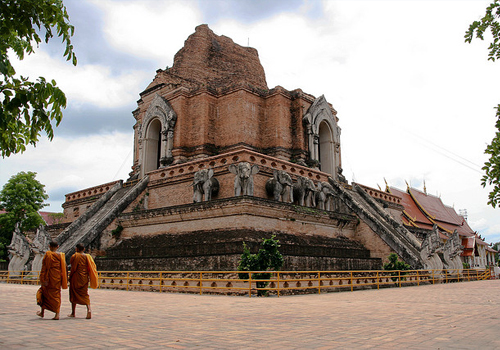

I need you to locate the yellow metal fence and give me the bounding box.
[0,268,492,297]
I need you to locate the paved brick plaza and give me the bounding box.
[1,280,499,349]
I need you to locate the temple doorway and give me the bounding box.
[143,119,162,174]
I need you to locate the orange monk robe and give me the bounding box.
[69,253,98,305]
[39,251,68,313]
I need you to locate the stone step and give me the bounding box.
[328,178,422,268]
[58,176,149,261]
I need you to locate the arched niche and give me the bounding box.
[318,121,335,175]
[303,95,341,178]
[138,94,177,178]
[143,119,162,174]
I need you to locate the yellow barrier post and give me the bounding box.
[350,272,353,292]
[277,272,280,298]
[416,270,420,286]
[248,273,252,298]
[318,272,321,295]
[376,271,379,290]
[159,272,163,293]
[398,270,401,288]
[199,272,203,295]
[126,272,130,291]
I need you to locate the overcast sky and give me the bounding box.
[1,0,500,243]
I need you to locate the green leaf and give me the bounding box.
[0,0,77,158]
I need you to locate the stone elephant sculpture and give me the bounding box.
[316,181,335,211]
[192,168,219,202]
[265,170,293,203]
[293,176,316,207]
[228,162,259,196]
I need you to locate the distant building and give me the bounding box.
[387,185,496,269]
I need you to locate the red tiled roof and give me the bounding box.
[394,187,476,236]
[408,188,462,225]
[389,187,434,227]
[486,246,498,253]
[39,211,62,226]
[388,186,481,244]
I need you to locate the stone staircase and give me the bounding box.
[57,176,149,260]
[328,178,423,268]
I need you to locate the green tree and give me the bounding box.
[0,0,77,157]
[465,0,500,207]
[0,171,48,260]
[383,253,410,271]
[238,235,284,296]
[0,242,6,262]
[383,253,410,282]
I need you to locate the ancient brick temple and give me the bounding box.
[56,25,427,271]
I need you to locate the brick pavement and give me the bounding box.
[0,280,499,349]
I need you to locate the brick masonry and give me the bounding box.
[56,25,407,271]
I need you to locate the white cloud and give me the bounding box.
[210,0,500,241]
[12,50,150,108]
[90,0,203,66]
[0,132,133,211]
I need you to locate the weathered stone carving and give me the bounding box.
[7,223,31,276]
[316,181,335,211]
[228,162,259,196]
[337,166,347,184]
[419,225,444,271]
[30,225,52,274]
[137,94,178,177]
[442,230,464,271]
[303,95,341,178]
[192,169,220,202]
[293,176,316,207]
[265,170,293,203]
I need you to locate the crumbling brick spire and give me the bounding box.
[169,24,268,90]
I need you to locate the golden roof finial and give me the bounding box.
[423,180,427,194]
[384,177,389,192]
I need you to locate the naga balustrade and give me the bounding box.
[0,268,492,297]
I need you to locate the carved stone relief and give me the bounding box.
[138,94,177,178]
[7,223,31,276]
[303,95,342,179]
[443,230,464,271]
[316,181,335,211]
[228,162,259,196]
[192,169,220,202]
[419,225,444,271]
[30,225,52,274]
[293,176,316,207]
[265,170,293,203]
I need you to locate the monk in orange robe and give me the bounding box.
[68,243,98,319]
[37,241,67,320]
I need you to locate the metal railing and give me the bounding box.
[0,268,492,297]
